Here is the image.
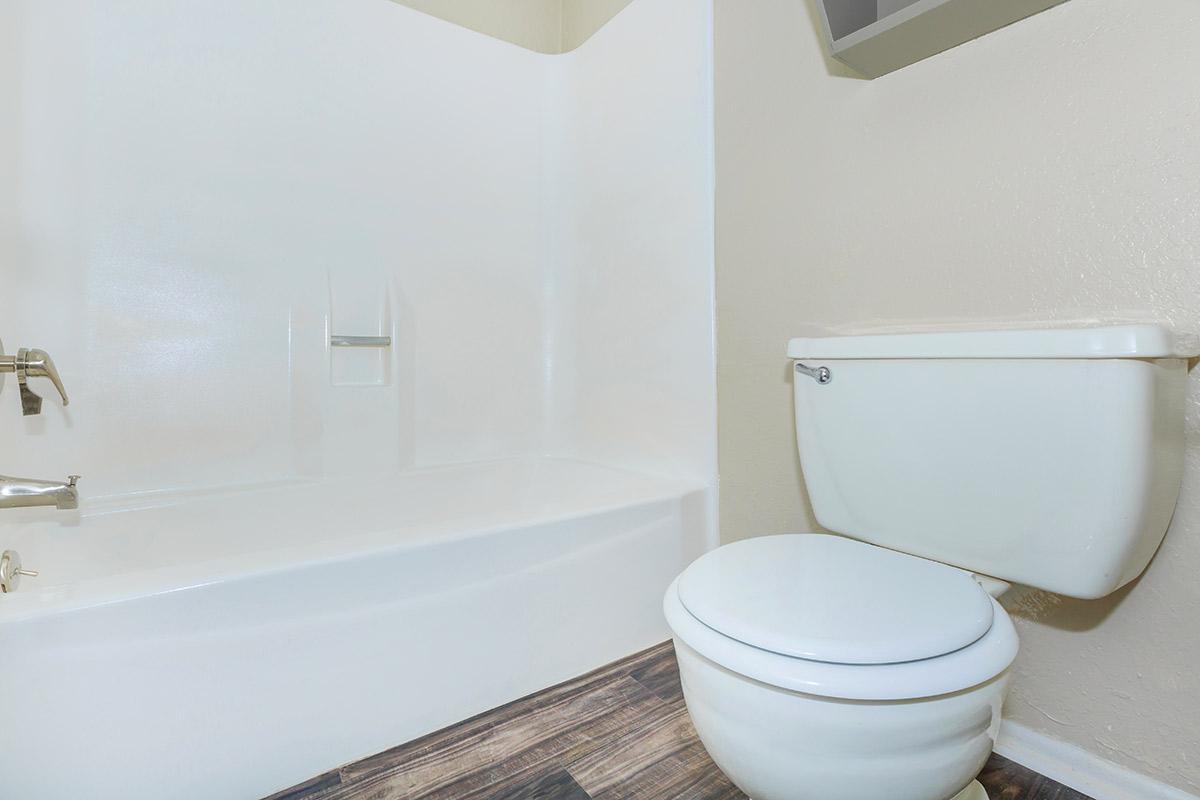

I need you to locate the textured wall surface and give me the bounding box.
[715,0,1200,792]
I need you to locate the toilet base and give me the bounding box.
[749,781,988,800]
[669,631,1011,800]
[954,780,989,800]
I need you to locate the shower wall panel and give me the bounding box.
[0,0,715,502]
[0,0,549,497]
[547,0,717,486]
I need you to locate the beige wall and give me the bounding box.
[390,0,634,53]
[716,0,1200,793]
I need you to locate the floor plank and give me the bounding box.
[627,649,686,705]
[486,769,592,800]
[267,771,342,800]
[568,704,742,800]
[978,754,1094,800]
[267,642,1094,800]
[322,679,663,800]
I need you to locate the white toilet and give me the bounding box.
[665,325,1197,800]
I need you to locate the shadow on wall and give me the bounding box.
[1004,350,1198,631]
[1007,354,1198,631]
[800,0,867,79]
[1003,578,1137,633]
[387,0,637,54]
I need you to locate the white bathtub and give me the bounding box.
[0,457,712,800]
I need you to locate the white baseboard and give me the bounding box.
[996,720,1199,800]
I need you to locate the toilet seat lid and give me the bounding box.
[677,534,995,665]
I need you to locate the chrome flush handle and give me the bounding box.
[795,362,833,385]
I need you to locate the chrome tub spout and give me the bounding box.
[0,474,80,510]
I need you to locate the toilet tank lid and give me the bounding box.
[787,324,1199,360]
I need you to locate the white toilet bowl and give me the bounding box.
[667,326,1195,799]
[663,535,1018,800]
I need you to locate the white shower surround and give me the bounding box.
[0,0,715,797]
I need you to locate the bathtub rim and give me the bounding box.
[0,456,711,623]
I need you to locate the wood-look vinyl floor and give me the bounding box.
[267,642,1092,800]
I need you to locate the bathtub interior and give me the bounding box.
[1,475,712,800]
[0,0,716,609]
[2,456,708,620]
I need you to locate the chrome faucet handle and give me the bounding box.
[0,340,69,416]
[16,348,70,416]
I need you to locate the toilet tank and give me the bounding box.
[787,325,1197,599]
